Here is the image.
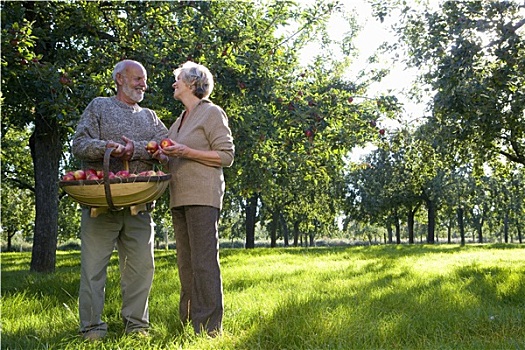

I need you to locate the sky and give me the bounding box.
[297,0,429,160]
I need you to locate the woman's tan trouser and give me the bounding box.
[171,205,223,335]
[78,207,155,336]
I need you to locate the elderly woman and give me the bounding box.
[158,61,234,336]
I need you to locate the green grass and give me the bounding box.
[2,244,524,349]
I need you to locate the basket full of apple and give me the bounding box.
[60,143,171,210]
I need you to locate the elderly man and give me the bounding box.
[72,59,168,340]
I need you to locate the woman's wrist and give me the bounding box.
[159,154,169,164]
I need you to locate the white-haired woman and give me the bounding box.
[158,61,235,336]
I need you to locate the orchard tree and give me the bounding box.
[345,144,410,244]
[485,158,525,243]
[372,0,525,166]
[1,1,353,270]
[1,1,187,272]
[1,128,35,251]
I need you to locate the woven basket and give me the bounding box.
[60,148,170,210]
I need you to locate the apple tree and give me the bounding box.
[1,1,185,272]
[2,0,355,269]
[372,0,525,166]
[1,127,35,251]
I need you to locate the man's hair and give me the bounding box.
[112,59,145,84]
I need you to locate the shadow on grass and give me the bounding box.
[1,250,182,349]
[232,262,525,350]
[222,245,524,349]
[2,245,524,349]
[1,251,81,298]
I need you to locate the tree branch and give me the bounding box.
[485,18,525,49]
[6,177,35,193]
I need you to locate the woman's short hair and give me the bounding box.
[174,61,214,99]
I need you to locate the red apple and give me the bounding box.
[379,129,385,136]
[86,174,99,180]
[146,140,159,152]
[348,97,354,103]
[85,168,97,177]
[62,173,75,181]
[96,170,104,178]
[108,172,116,179]
[59,75,71,85]
[115,170,130,178]
[156,170,166,176]
[139,170,157,177]
[160,138,174,149]
[73,169,86,180]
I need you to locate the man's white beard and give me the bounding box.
[123,85,144,103]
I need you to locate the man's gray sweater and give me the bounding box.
[72,96,168,174]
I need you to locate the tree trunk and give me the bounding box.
[6,231,17,252]
[293,221,299,247]
[29,117,61,273]
[476,219,483,243]
[517,220,522,244]
[457,207,465,246]
[447,217,452,243]
[269,209,279,248]
[504,211,509,243]
[279,213,289,247]
[407,211,415,244]
[387,223,393,244]
[427,200,436,244]
[245,194,258,249]
[395,220,401,244]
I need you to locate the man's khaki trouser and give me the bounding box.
[78,206,155,336]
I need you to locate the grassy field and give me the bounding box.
[1,244,524,349]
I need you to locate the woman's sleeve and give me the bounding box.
[207,106,235,167]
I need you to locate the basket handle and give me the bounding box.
[103,148,124,211]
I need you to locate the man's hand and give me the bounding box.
[107,140,125,157]
[106,136,134,161]
[120,136,134,161]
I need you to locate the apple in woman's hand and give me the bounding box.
[160,138,174,149]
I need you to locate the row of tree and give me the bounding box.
[2,1,524,272]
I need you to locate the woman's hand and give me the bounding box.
[151,149,170,164]
[161,141,188,158]
[162,141,222,167]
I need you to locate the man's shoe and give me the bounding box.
[127,329,149,338]
[82,330,106,341]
